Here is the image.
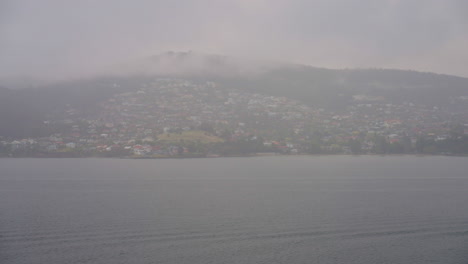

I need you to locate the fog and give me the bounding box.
[1,0,468,81]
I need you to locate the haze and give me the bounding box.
[1,0,468,81]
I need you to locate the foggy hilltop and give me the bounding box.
[1,52,468,156]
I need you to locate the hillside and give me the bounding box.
[1,52,467,138]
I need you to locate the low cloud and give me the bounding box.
[1,0,468,81]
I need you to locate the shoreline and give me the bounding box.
[1,153,467,159]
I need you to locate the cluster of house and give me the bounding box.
[1,79,467,157]
[318,100,466,141]
[96,79,315,137]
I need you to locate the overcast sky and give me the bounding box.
[1,0,468,80]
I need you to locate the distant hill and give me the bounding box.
[224,66,468,109]
[1,52,467,138]
[117,52,468,108]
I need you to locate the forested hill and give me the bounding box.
[1,58,468,138]
[218,67,468,109]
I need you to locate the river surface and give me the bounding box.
[1,156,467,264]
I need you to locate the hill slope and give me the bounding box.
[1,52,467,138]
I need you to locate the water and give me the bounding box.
[1,156,467,264]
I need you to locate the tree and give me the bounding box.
[306,138,322,154]
[373,136,388,154]
[348,139,362,154]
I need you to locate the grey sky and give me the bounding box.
[1,0,468,80]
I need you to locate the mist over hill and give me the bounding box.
[1,52,467,138]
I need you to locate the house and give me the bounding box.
[65,142,76,149]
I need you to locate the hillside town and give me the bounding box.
[1,79,468,157]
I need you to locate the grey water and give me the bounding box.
[1,156,467,264]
